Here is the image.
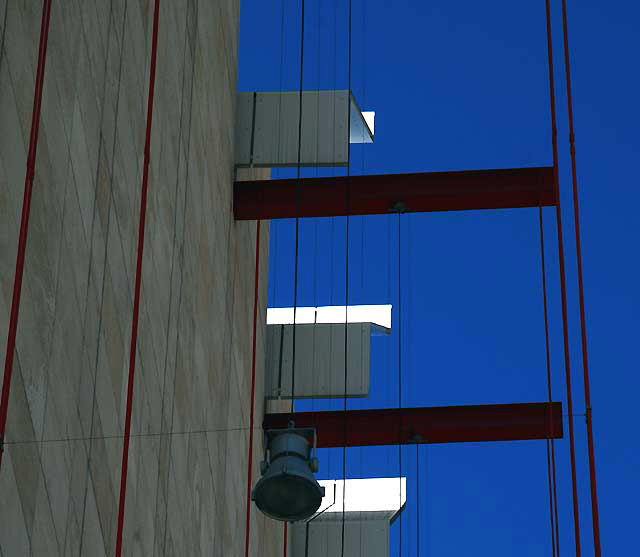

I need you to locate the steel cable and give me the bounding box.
[560,2,602,552]
[539,203,561,556]
[544,0,582,553]
[341,0,354,555]
[291,0,306,412]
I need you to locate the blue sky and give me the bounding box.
[238,1,640,554]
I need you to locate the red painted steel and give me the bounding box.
[283,522,288,557]
[545,1,582,554]
[114,1,161,554]
[561,1,602,553]
[244,221,262,557]
[0,0,52,470]
[264,402,563,448]
[234,167,555,220]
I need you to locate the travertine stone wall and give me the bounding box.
[0,1,281,555]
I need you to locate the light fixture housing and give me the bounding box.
[252,424,324,522]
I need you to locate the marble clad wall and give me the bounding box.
[0,1,281,554]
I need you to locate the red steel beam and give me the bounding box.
[263,402,563,448]
[234,166,555,220]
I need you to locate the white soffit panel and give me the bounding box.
[317,478,407,516]
[350,93,374,144]
[267,304,392,330]
[362,111,375,137]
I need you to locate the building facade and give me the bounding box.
[0,1,282,554]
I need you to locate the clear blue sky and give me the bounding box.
[238,1,639,554]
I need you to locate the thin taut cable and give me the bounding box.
[291,0,306,412]
[281,3,295,553]
[341,0,353,554]
[560,2,602,553]
[539,204,561,557]
[544,1,582,554]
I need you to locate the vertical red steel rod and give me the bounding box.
[544,1,582,554]
[114,1,160,554]
[560,1,602,553]
[244,221,262,557]
[0,0,52,471]
[283,522,288,557]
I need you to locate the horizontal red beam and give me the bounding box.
[235,166,555,220]
[263,402,563,448]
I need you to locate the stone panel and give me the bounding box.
[0,1,281,555]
